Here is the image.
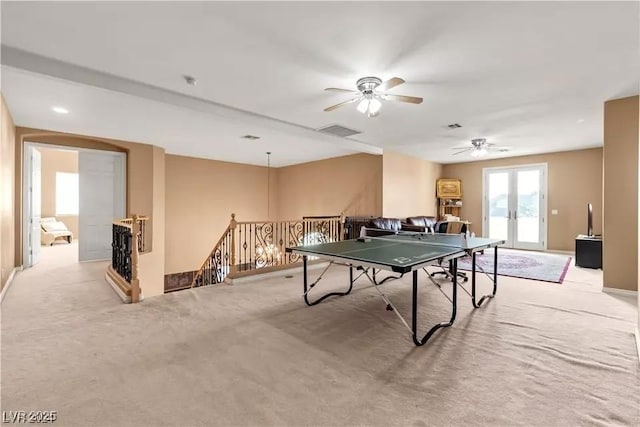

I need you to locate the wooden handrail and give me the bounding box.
[114,216,149,226]
[193,223,232,280]
[236,217,340,225]
[119,216,150,221]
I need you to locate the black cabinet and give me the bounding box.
[575,236,602,269]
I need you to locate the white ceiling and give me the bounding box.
[2,1,639,166]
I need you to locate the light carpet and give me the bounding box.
[1,249,638,426]
[457,249,572,284]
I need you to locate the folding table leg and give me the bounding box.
[372,268,404,285]
[412,259,458,346]
[302,256,354,306]
[471,247,498,308]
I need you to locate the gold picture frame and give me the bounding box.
[436,178,462,198]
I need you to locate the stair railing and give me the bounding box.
[191,213,343,287]
[109,214,148,303]
[191,215,236,288]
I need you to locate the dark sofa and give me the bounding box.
[344,215,441,239]
[404,216,438,233]
[366,217,432,236]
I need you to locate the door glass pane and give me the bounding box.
[488,172,509,241]
[517,170,540,243]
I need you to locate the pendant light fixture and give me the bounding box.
[266,151,271,219]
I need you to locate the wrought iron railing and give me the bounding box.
[192,214,343,288]
[192,224,233,287]
[118,216,149,253]
[112,223,133,282]
[109,214,145,303]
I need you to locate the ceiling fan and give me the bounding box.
[452,138,509,157]
[323,76,423,117]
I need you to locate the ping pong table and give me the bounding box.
[286,231,505,346]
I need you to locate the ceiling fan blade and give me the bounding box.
[325,87,358,93]
[384,94,423,104]
[324,98,359,112]
[378,77,405,91]
[452,148,472,156]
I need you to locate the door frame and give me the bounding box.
[22,141,127,267]
[22,143,42,268]
[482,163,548,250]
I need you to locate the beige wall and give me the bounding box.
[15,127,166,297]
[382,151,442,218]
[442,148,603,251]
[164,154,273,275]
[38,147,79,238]
[603,96,639,292]
[165,153,384,275]
[140,145,166,292]
[275,153,383,220]
[1,94,16,291]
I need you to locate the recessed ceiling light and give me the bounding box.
[447,123,462,129]
[184,75,197,86]
[241,135,260,140]
[577,119,585,123]
[52,106,69,114]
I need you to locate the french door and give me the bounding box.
[483,164,547,250]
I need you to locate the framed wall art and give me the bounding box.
[436,178,462,198]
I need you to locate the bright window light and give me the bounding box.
[56,172,79,215]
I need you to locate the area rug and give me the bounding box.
[457,249,572,283]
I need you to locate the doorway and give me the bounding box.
[23,142,126,268]
[483,164,547,250]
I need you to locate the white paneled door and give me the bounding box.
[79,151,126,261]
[483,164,547,250]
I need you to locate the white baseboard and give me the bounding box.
[0,267,20,304]
[635,328,640,365]
[602,286,638,296]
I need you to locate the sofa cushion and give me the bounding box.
[369,217,403,232]
[405,216,437,229]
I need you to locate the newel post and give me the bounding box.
[230,213,237,273]
[340,212,345,241]
[130,214,141,303]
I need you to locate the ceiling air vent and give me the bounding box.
[317,124,362,138]
[447,123,462,129]
[241,135,260,140]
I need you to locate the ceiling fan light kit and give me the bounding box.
[323,76,423,117]
[452,137,508,158]
[470,147,487,157]
[357,96,382,117]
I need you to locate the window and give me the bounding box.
[55,172,79,215]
